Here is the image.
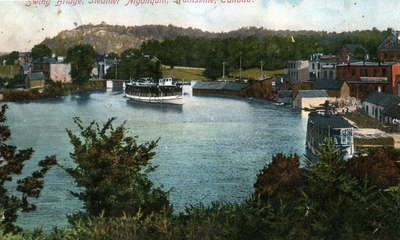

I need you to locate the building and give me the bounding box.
[20,63,32,75]
[32,57,71,83]
[287,60,310,84]
[241,78,273,99]
[193,79,274,99]
[383,103,400,127]
[320,64,336,81]
[336,62,400,99]
[309,53,337,80]
[306,111,354,160]
[96,58,119,79]
[18,52,32,65]
[362,91,400,123]
[377,31,400,62]
[272,74,288,91]
[25,72,45,89]
[277,90,293,105]
[293,90,333,109]
[192,81,249,97]
[313,80,350,98]
[336,44,368,63]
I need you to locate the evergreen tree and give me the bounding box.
[65,117,171,218]
[0,105,56,233]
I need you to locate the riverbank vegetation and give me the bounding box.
[139,28,389,79]
[0,106,399,239]
[1,81,105,101]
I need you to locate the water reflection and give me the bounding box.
[126,99,183,113]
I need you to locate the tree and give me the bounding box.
[0,52,19,66]
[254,153,303,201]
[106,49,162,80]
[65,117,171,218]
[66,44,97,84]
[31,44,52,61]
[0,105,56,233]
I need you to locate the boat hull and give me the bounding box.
[125,93,183,105]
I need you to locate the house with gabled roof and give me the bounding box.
[25,72,45,89]
[293,90,334,109]
[362,91,400,123]
[313,80,350,98]
[377,31,400,62]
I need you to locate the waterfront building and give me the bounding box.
[336,61,400,99]
[277,90,293,105]
[293,90,333,109]
[313,80,350,98]
[377,31,400,62]
[306,111,354,160]
[32,57,72,83]
[309,53,336,81]
[192,81,249,97]
[362,91,400,123]
[286,60,310,84]
[25,72,45,89]
[336,44,368,63]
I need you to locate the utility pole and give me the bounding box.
[239,55,242,81]
[114,58,118,80]
[222,61,226,80]
[260,60,264,80]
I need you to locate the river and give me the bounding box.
[5,87,307,230]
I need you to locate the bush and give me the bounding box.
[64,117,171,219]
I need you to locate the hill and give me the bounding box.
[41,23,337,56]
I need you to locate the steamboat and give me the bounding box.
[124,77,183,105]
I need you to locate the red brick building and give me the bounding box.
[336,62,400,99]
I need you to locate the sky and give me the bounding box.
[0,0,400,52]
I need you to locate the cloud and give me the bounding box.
[0,0,400,51]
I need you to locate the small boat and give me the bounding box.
[125,77,183,105]
[273,102,285,106]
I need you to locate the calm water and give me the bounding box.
[6,86,307,230]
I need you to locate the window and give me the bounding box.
[318,63,320,69]
[382,68,387,76]
[352,69,356,76]
[373,69,377,77]
[312,63,315,70]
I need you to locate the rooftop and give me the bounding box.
[309,112,353,129]
[364,91,400,108]
[337,61,399,67]
[378,31,400,51]
[296,90,329,98]
[26,72,44,81]
[33,57,67,64]
[383,104,400,119]
[313,80,345,90]
[192,81,249,91]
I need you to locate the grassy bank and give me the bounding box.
[344,111,393,132]
[230,68,284,80]
[1,80,105,101]
[162,65,208,81]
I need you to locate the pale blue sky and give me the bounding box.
[0,0,399,51]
